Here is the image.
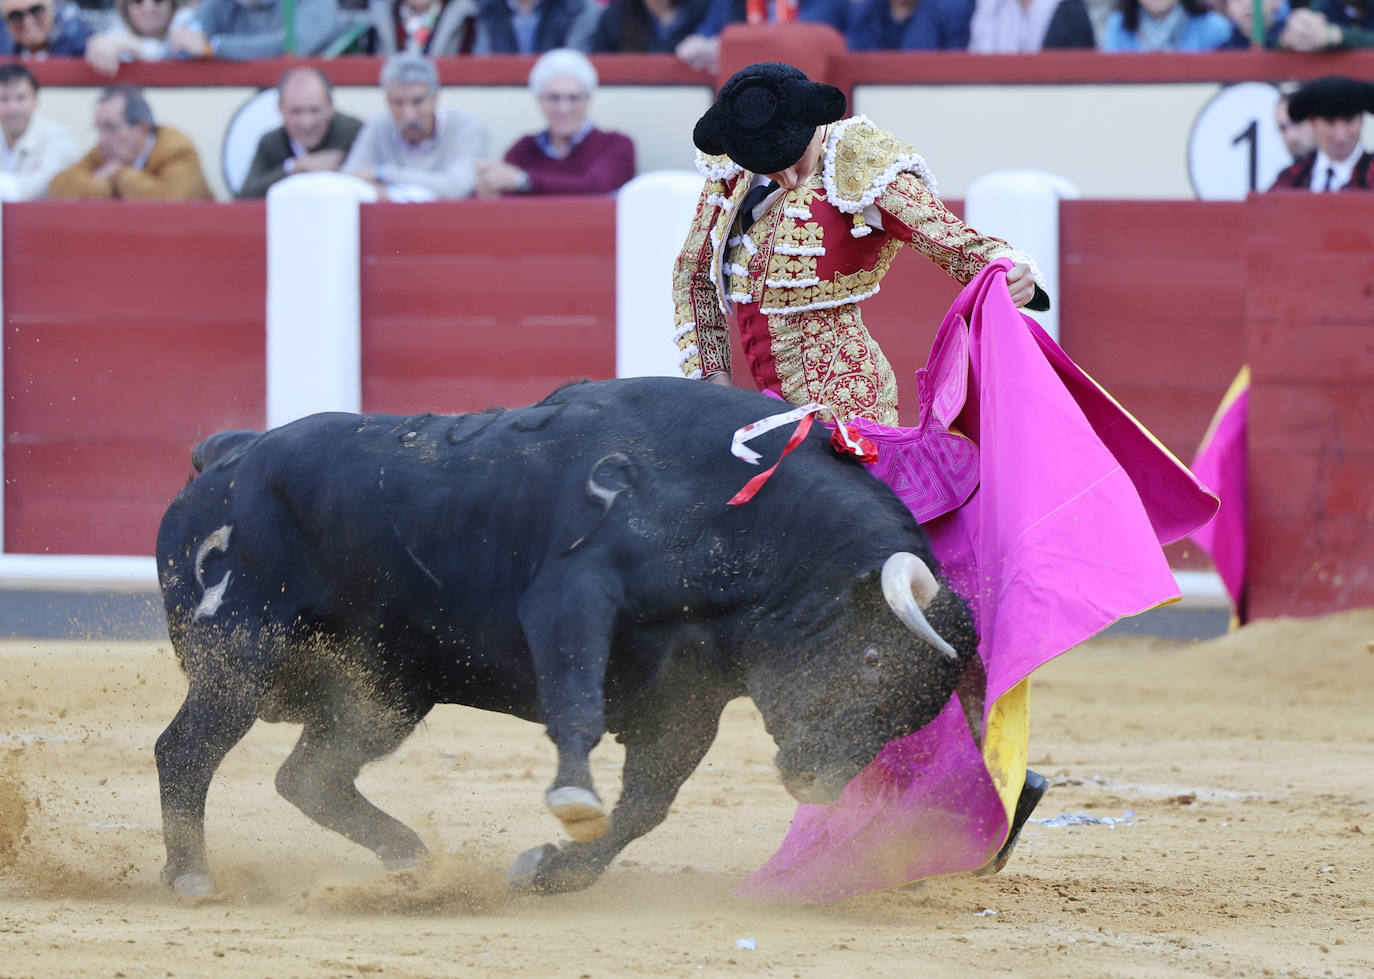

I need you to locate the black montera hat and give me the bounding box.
[1287,75,1374,122]
[692,62,847,175]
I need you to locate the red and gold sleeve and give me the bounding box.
[671,187,732,380]
[874,171,1021,286]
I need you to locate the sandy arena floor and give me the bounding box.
[1,609,1371,978]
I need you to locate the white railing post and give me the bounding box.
[964,170,1079,344]
[614,170,705,379]
[265,172,376,429]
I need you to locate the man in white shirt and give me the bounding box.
[0,63,77,200]
[344,51,489,201]
[1268,75,1374,193]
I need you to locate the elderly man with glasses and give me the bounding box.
[0,0,89,56]
[475,48,635,197]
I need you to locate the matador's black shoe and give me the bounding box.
[975,769,1050,876]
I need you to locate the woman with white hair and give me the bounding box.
[474,49,635,197]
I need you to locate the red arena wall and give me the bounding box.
[2,195,1369,619]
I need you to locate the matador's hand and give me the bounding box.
[1006,263,1037,307]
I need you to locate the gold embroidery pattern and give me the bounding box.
[767,190,823,287]
[831,121,917,207]
[769,305,899,425]
[761,239,900,311]
[672,188,732,377]
[876,172,1013,285]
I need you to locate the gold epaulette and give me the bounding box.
[821,115,941,215]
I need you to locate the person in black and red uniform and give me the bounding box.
[1268,74,1374,192]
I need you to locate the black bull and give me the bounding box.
[155,377,976,897]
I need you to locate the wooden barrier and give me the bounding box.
[3,194,1368,619]
[1244,194,1374,619]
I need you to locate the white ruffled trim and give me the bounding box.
[727,291,754,304]
[727,234,759,256]
[725,262,750,277]
[774,244,826,256]
[760,284,881,315]
[672,322,694,343]
[705,194,731,209]
[676,343,700,367]
[821,115,941,213]
[784,207,812,219]
[765,276,822,288]
[685,368,703,380]
[695,150,743,181]
[992,246,1048,291]
[850,224,873,238]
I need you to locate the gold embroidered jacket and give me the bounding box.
[671,115,1039,424]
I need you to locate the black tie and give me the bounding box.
[739,180,779,232]
[1323,166,1336,192]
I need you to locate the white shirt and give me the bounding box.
[1309,148,1360,192]
[0,113,79,201]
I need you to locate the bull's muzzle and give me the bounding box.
[882,552,958,660]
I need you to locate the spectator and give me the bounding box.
[237,67,364,200]
[1218,0,1285,45]
[1269,75,1374,191]
[0,0,89,56]
[475,48,634,197]
[0,64,78,200]
[968,0,1096,49]
[1102,0,1234,49]
[590,0,714,54]
[366,0,478,54]
[1277,0,1374,50]
[48,85,212,200]
[470,0,598,53]
[845,0,975,50]
[344,52,489,201]
[85,0,197,75]
[1274,91,1316,161]
[168,0,342,60]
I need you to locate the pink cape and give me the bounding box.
[1188,367,1249,616]
[735,260,1219,903]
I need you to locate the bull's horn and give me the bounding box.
[881,552,959,661]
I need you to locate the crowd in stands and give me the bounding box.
[0,0,1368,69]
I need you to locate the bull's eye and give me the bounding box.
[863,648,881,669]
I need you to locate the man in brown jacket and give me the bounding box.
[48,85,212,200]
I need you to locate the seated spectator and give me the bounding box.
[475,48,634,197]
[470,0,597,53]
[237,67,364,200]
[590,0,715,54]
[0,64,78,200]
[344,52,489,201]
[169,0,341,60]
[1102,0,1234,49]
[1277,0,1374,50]
[1268,75,1374,191]
[845,0,975,50]
[85,0,197,75]
[366,0,478,55]
[969,0,1096,49]
[1217,0,1285,45]
[0,0,89,56]
[1274,91,1315,162]
[48,85,212,200]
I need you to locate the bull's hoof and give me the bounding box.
[170,872,215,898]
[506,843,561,893]
[546,786,610,843]
[506,842,602,895]
[377,843,426,873]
